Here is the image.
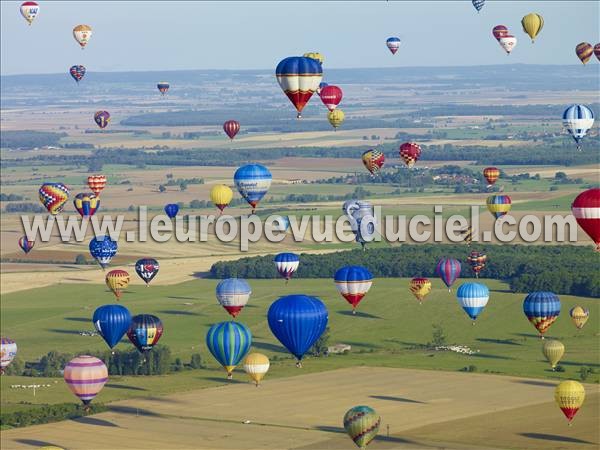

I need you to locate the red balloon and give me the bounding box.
[319,85,343,111]
[492,25,509,41]
[572,188,600,250]
[223,120,240,140]
[399,142,422,168]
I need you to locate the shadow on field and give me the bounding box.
[109,405,162,417]
[105,383,148,391]
[519,433,596,444]
[560,360,600,368]
[47,328,82,335]
[64,276,91,281]
[71,417,119,427]
[471,353,515,360]
[167,296,197,300]
[192,271,209,278]
[204,377,246,384]
[65,317,90,323]
[15,439,61,447]
[314,426,417,444]
[476,338,522,346]
[158,310,203,316]
[512,332,543,339]
[337,310,383,320]
[511,380,556,388]
[370,395,426,404]
[252,341,287,353]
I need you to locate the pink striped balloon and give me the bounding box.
[64,355,108,407]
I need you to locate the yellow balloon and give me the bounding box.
[542,340,564,369]
[328,109,345,130]
[303,52,324,64]
[521,13,544,42]
[210,184,233,213]
[555,380,585,424]
[243,353,270,386]
[569,306,589,330]
[105,269,130,300]
[409,277,431,303]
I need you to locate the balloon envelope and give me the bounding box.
[523,291,561,336]
[542,339,564,369]
[276,56,322,118]
[73,24,93,48]
[223,120,240,139]
[39,183,70,215]
[436,257,461,290]
[456,282,489,321]
[521,13,544,42]
[571,188,600,249]
[135,258,159,285]
[569,306,589,329]
[94,111,110,129]
[210,184,234,212]
[483,167,500,185]
[73,193,100,218]
[105,269,130,300]
[127,314,164,353]
[362,149,385,175]
[157,81,169,95]
[243,352,270,386]
[93,305,132,349]
[20,1,39,25]
[0,337,17,373]
[18,236,34,254]
[69,65,86,83]
[64,355,107,405]
[89,235,117,269]
[410,277,431,303]
[562,105,595,148]
[343,405,381,449]
[386,37,401,54]
[399,142,422,168]
[206,321,252,377]
[486,195,511,219]
[320,85,343,111]
[87,175,107,196]
[216,278,252,318]
[274,252,300,280]
[234,164,272,211]
[164,203,179,218]
[334,266,373,311]
[555,380,585,423]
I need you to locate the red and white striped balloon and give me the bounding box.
[572,188,600,250]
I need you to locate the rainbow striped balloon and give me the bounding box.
[486,194,512,219]
[39,183,70,215]
[343,405,381,449]
[64,355,108,406]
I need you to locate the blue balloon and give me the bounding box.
[164,203,179,218]
[472,0,485,12]
[89,235,117,269]
[523,291,561,335]
[206,321,252,378]
[234,164,272,212]
[456,282,489,321]
[273,252,300,281]
[268,295,328,365]
[92,304,132,349]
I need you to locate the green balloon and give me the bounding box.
[343,405,380,449]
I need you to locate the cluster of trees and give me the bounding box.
[4,203,45,213]
[412,102,600,118]
[0,130,67,149]
[0,193,24,201]
[0,403,107,429]
[210,244,599,298]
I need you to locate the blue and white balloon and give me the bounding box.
[456,282,489,322]
[234,164,272,213]
[562,104,595,149]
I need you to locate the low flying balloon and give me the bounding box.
[555,380,585,424]
[210,185,233,213]
[386,37,401,54]
[206,321,251,379]
[69,65,86,83]
[216,278,251,318]
[399,142,422,168]
[94,111,110,129]
[18,236,34,254]
[303,52,324,65]
[521,13,544,42]
[87,175,106,196]
[456,282,489,322]
[0,337,17,374]
[92,305,132,349]
[89,235,117,269]
[595,43,600,61]
[223,120,240,140]
[498,35,517,54]
[157,81,169,95]
[20,2,39,25]
[542,339,564,370]
[571,188,600,249]
[486,194,511,219]
[164,203,179,218]
[268,295,328,366]
[362,149,385,175]
[320,85,343,111]
[64,355,107,407]
[73,25,93,49]
[276,56,322,118]
[127,314,164,353]
[575,43,594,65]
[467,250,487,278]
[39,183,70,215]
[135,258,159,286]
[562,105,595,150]
[569,306,589,329]
[243,353,270,386]
[492,25,509,41]
[73,193,99,218]
[334,266,373,313]
[343,405,381,449]
[274,252,300,282]
[483,167,500,186]
[471,0,484,12]
[234,164,272,213]
[409,277,431,304]
[523,291,561,337]
[436,257,461,291]
[105,269,130,300]
[328,109,345,130]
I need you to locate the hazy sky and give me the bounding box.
[1,1,599,75]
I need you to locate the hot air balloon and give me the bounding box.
[93,305,132,350]
[127,314,164,353]
[105,269,130,300]
[523,291,561,337]
[521,13,543,42]
[409,277,431,304]
[328,109,345,130]
[73,193,100,218]
[569,306,589,330]
[73,25,93,49]
[436,257,461,291]
[135,258,159,286]
[399,142,422,168]
[571,188,600,250]
[223,120,240,140]
[362,149,385,175]
[94,111,110,129]
[274,252,300,282]
[89,235,117,269]
[498,35,517,54]
[334,266,373,313]
[343,200,377,250]
[317,82,328,96]
[18,236,34,254]
[575,43,594,65]
[386,37,401,54]
[210,184,233,214]
[492,25,509,41]
[64,356,107,408]
[456,282,489,323]
[276,56,322,118]
[0,337,17,374]
[555,380,585,424]
[234,164,272,213]
[562,105,595,150]
[206,321,251,379]
[87,175,106,197]
[164,203,179,218]
[542,339,564,370]
[69,65,86,83]
[467,250,487,278]
[460,226,474,246]
[20,1,39,25]
[343,405,381,449]
[216,278,251,318]
[320,85,343,111]
[157,81,169,95]
[303,52,324,65]
[39,183,70,215]
[471,0,484,12]
[595,43,600,61]
[483,167,500,186]
[243,353,270,386]
[268,295,328,367]
[486,194,511,219]
[272,215,290,232]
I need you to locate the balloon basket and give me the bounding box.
[295,361,302,368]
[227,373,233,380]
